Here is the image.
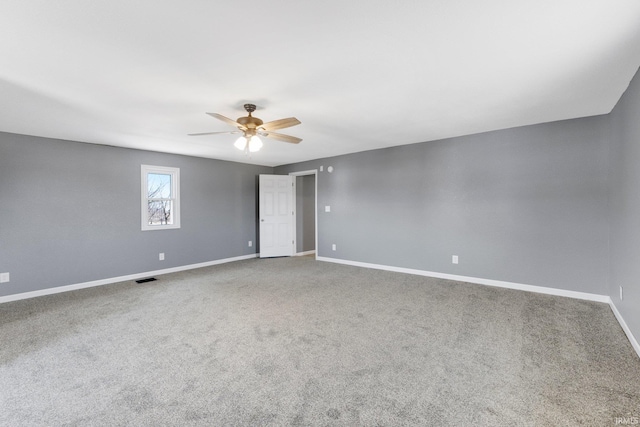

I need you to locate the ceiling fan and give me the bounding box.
[189,103,302,153]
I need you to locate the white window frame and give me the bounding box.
[141,165,180,231]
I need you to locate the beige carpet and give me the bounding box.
[1,256,639,426]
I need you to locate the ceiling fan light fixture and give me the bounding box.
[248,135,263,152]
[234,135,263,153]
[234,136,247,150]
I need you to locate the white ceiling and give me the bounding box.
[1,1,639,167]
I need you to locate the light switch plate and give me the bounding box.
[325,206,331,212]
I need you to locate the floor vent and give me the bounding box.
[135,277,157,284]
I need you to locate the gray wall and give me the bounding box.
[0,132,272,297]
[609,67,640,339]
[295,174,316,253]
[277,116,610,295]
[2,72,638,344]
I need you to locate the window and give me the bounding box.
[141,165,180,231]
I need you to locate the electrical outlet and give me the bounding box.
[0,272,9,283]
[452,255,459,264]
[325,206,331,212]
[159,253,165,261]
[248,240,253,247]
[332,244,337,251]
[620,286,624,301]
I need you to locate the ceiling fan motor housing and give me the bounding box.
[237,116,263,129]
[237,104,263,130]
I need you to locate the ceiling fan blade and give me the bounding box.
[263,131,302,144]
[260,117,301,131]
[188,130,241,136]
[206,112,244,129]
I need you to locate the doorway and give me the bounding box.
[290,170,317,257]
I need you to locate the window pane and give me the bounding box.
[147,173,172,199]
[147,200,173,225]
[141,165,180,231]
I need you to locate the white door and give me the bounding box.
[259,174,294,258]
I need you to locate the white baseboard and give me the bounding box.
[317,256,640,359]
[609,301,640,359]
[317,256,609,303]
[295,250,316,257]
[0,253,258,304]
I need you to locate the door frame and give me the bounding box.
[289,170,318,259]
